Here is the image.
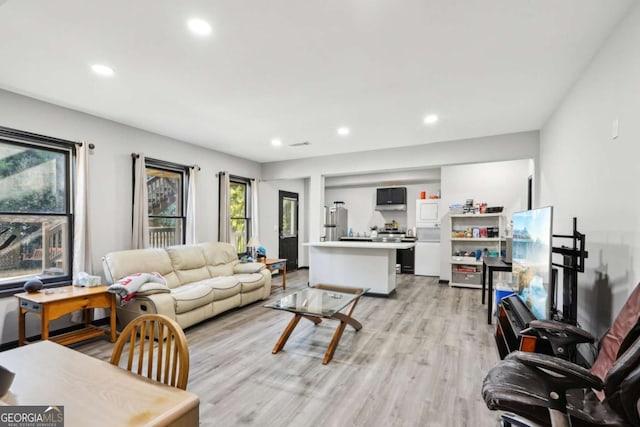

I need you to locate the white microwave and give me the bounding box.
[416,199,440,227]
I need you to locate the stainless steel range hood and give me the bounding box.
[375,204,406,211]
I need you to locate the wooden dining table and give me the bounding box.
[0,341,199,427]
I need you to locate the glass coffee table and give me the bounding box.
[264,284,368,364]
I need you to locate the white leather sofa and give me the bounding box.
[102,242,271,329]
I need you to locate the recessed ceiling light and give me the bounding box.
[91,64,114,77]
[423,114,439,125]
[337,127,350,136]
[187,18,212,36]
[271,138,282,147]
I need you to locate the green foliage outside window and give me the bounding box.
[230,181,248,253]
[0,141,70,283]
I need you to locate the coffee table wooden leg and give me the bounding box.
[332,312,362,331]
[302,315,322,325]
[272,314,302,354]
[323,321,348,365]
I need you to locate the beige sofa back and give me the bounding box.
[103,247,182,287]
[103,242,241,288]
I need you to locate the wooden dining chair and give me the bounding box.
[109,314,190,390]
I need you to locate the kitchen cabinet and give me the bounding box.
[449,213,503,288]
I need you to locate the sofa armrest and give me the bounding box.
[234,262,266,274]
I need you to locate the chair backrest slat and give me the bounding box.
[109,314,190,390]
[156,323,165,383]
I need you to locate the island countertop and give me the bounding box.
[304,241,415,250]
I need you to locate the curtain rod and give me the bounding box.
[132,153,200,170]
[0,126,95,150]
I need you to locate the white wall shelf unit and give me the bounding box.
[449,213,503,289]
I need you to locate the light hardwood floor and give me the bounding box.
[76,270,502,427]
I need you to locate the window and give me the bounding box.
[281,196,297,237]
[0,127,74,292]
[145,159,188,248]
[229,177,251,254]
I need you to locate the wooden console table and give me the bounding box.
[262,258,287,291]
[16,285,116,346]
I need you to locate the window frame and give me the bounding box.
[143,158,189,248]
[0,126,76,296]
[229,176,252,255]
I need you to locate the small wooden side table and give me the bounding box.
[16,285,117,346]
[261,258,287,291]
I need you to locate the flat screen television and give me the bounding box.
[511,206,553,320]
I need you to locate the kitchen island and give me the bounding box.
[304,241,415,295]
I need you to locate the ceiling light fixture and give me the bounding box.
[91,64,114,77]
[271,138,282,147]
[187,18,212,36]
[337,127,350,136]
[423,114,439,125]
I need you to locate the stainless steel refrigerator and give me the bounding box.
[324,206,348,241]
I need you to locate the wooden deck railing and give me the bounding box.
[149,227,181,248]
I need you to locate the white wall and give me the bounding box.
[539,2,640,336]
[263,131,539,249]
[0,89,261,343]
[325,182,441,235]
[258,179,307,267]
[262,131,538,180]
[440,159,532,281]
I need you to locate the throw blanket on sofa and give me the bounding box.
[107,272,166,305]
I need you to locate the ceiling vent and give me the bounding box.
[289,141,311,147]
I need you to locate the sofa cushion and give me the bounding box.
[199,243,236,277]
[234,273,266,293]
[103,248,180,288]
[170,284,214,314]
[199,276,242,301]
[167,245,211,286]
[207,264,234,278]
[199,242,238,266]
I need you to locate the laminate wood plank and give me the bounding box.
[74,271,501,426]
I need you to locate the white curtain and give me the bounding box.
[185,166,198,244]
[132,153,149,249]
[250,178,259,241]
[218,171,231,243]
[72,142,92,282]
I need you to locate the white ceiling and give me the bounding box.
[0,0,633,163]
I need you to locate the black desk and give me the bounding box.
[482,257,512,324]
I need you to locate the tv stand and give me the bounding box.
[495,295,551,359]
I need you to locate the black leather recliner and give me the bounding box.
[482,283,640,427]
